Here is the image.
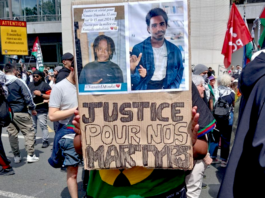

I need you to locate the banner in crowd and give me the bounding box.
[72,0,192,170]
[32,37,44,71]
[0,20,28,55]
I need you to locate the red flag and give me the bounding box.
[221,3,252,68]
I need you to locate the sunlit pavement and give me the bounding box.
[0,120,86,198]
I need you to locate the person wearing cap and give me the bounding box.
[55,53,74,84]
[193,64,210,104]
[28,71,51,148]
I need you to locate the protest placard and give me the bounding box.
[72,0,192,170]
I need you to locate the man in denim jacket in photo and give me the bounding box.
[130,8,184,91]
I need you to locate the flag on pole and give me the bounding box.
[242,19,253,68]
[221,3,252,68]
[258,7,265,48]
[31,37,44,71]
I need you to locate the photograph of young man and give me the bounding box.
[130,8,184,91]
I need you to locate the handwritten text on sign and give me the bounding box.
[82,8,118,32]
[82,102,191,169]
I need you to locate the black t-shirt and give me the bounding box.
[79,61,124,84]
[28,81,51,113]
[192,83,216,138]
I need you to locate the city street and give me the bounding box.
[0,121,86,198]
[0,120,225,198]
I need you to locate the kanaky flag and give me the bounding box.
[259,7,265,48]
[221,3,252,68]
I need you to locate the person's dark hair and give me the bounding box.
[146,8,168,27]
[208,67,212,69]
[207,71,213,77]
[4,63,16,74]
[93,35,115,60]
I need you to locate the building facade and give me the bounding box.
[0,0,62,68]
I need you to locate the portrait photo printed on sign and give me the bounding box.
[74,0,189,95]
[75,4,129,94]
[129,0,189,92]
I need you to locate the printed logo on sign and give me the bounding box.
[84,84,122,91]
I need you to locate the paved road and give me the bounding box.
[0,120,225,198]
[0,121,86,198]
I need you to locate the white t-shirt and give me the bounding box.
[151,42,168,81]
[49,78,78,125]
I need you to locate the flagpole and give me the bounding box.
[28,54,32,68]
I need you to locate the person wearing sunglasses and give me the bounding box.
[28,71,51,148]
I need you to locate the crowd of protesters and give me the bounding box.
[0,47,264,198]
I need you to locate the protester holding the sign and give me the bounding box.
[79,35,124,84]
[28,71,51,148]
[4,63,39,163]
[130,8,184,90]
[72,82,215,198]
[48,61,81,198]
[56,53,74,84]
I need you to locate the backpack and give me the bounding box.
[0,83,13,127]
[213,97,230,120]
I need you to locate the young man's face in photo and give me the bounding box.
[148,15,167,41]
[96,39,111,62]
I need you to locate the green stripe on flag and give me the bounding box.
[259,18,265,47]
[246,41,253,60]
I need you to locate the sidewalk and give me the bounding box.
[200,163,226,198]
